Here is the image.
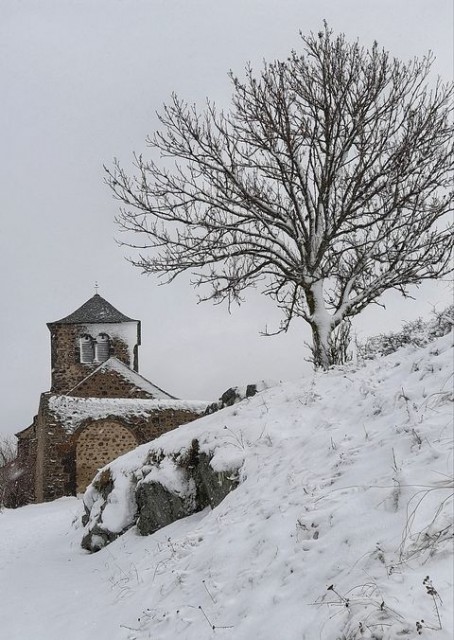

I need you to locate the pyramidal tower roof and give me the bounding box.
[50,294,137,325]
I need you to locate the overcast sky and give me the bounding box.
[1,0,452,437]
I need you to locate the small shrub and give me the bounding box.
[0,436,16,468]
[357,305,453,360]
[0,436,19,508]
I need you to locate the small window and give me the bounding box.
[80,335,94,363]
[95,333,110,363]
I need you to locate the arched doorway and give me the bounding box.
[75,420,138,493]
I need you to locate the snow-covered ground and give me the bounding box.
[1,334,452,640]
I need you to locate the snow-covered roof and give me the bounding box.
[67,357,175,400]
[48,395,208,433]
[49,294,137,324]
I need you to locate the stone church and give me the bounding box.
[12,293,206,505]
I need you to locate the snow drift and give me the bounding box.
[77,332,453,639]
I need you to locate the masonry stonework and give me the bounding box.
[76,421,138,493]
[70,368,153,399]
[12,294,207,505]
[48,324,137,394]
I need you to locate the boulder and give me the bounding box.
[81,439,240,550]
[81,468,137,552]
[205,381,270,415]
[136,477,195,536]
[193,452,239,508]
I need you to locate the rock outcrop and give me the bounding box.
[81,438,240,552]
[204,380,275,415]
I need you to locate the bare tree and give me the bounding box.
[107,25,453,369]
[0,436,16,468]
[0,436,17,508]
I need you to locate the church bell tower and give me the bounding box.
[47,293,141,394]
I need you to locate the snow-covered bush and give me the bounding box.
[357,305,453,360]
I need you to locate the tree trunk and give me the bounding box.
[310,322,333,370]
[306,280,335,370]
[310,316,353,369]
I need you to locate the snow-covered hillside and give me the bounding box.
[1,334,452,640]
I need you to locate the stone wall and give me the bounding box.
[127,409,201,444]
[36,419,76,503]
[110,336,131,367]
[48,324,133,394]
[70,368,152,399]
[31,393,203,501]
[75,421,138,493]
[49,324,95,393]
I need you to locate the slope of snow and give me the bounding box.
[1,334,452,640]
